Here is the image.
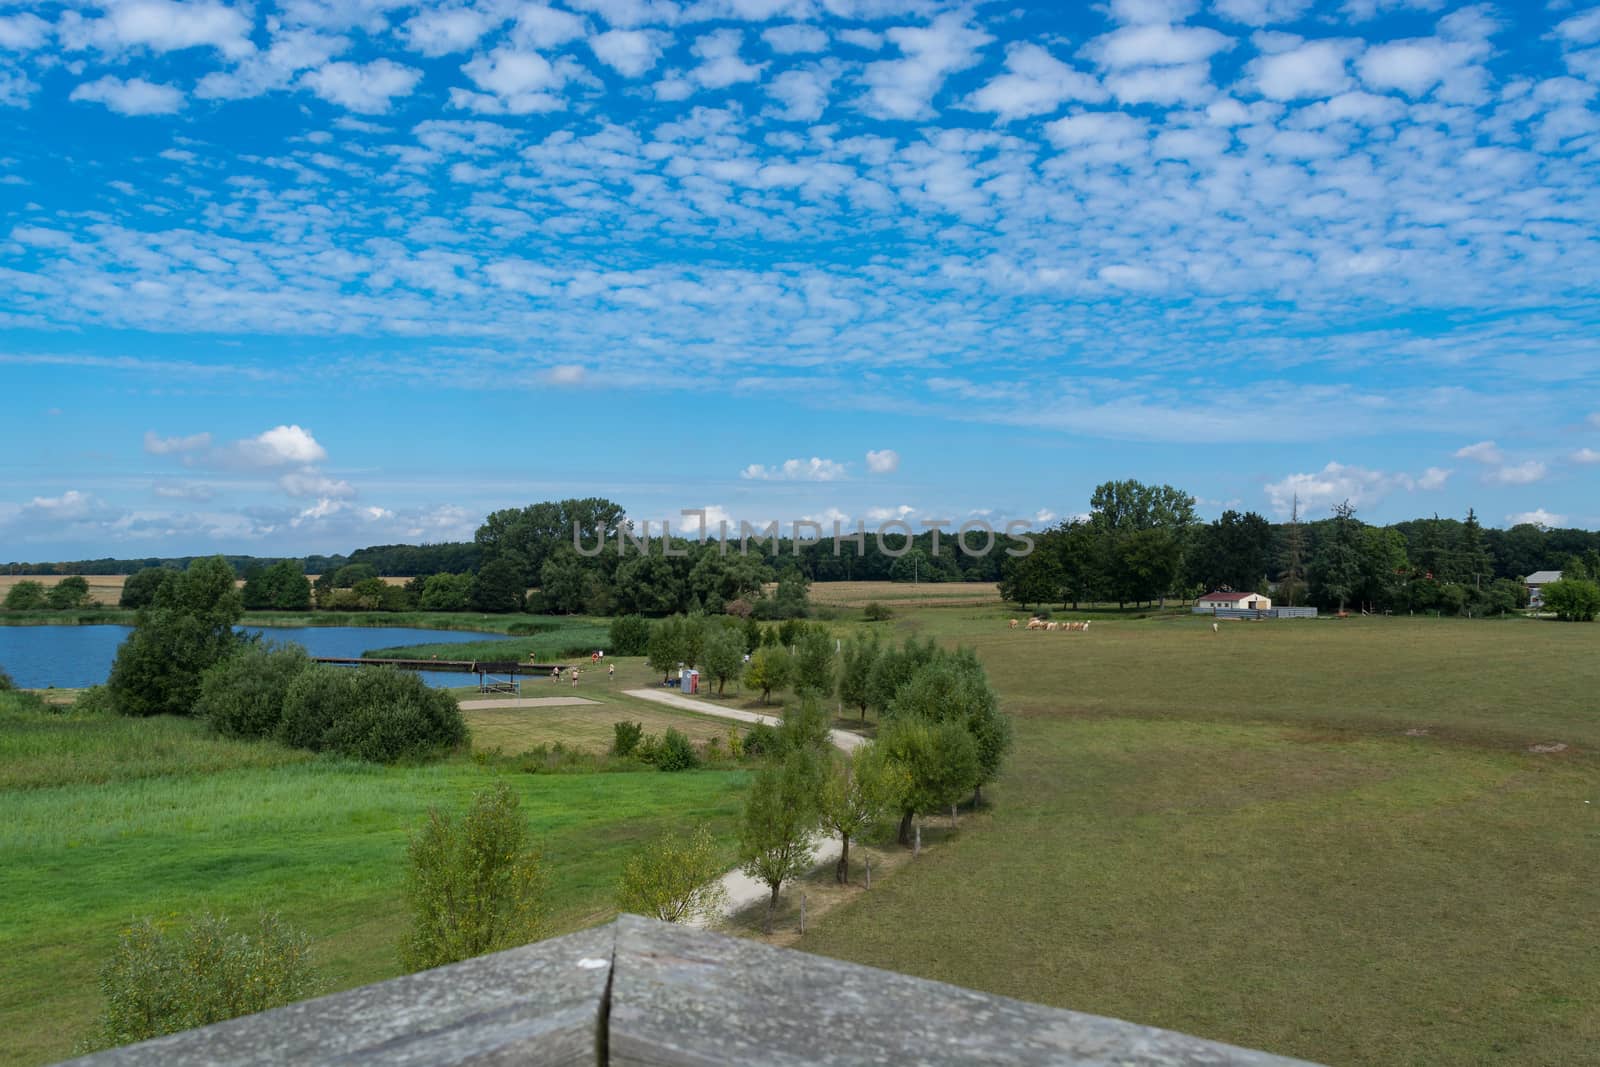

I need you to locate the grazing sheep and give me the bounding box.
[1045,621,1060,631]
[1212,622,1219,634]
[1009,618,1018,630]
[1027,618,1045,630]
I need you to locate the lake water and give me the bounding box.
[0,626,494,690]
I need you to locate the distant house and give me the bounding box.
[1526,570,1562,608]
[1194,590,1272,613]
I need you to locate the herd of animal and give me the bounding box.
[1010,618,1091,632]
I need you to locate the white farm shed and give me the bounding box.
[1526,570,1562,608]
[1194,590,1272,613]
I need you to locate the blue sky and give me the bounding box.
[2,0,1598,557]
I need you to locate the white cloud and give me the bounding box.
[762,23,826,54]
[545,363,587,384]
[566,0,681,29]
[1588,413,1600,430]
[0,69,37,108]
[1264,461,1447,515]
[144,430,213,455]
[1507,508,1564,528]
[59,0,254,60]
[1085,23,1234,68]
[302,59,422,113]
[1212,0,1313,26]
[859,14,993,120]
[70,76,184,115]
[1356,36,1484,98]
[459,47,575,112]
[196,29,349,100]
[403,8,499,57]
[1248,38,1355,99]
[1109,0,1200,23]
[865,504,916,523]
[1453,440,1502,464]
[1571,447,1600,465]
[0,13,51,51]
[23,489,100,520]
[233,425,329,468]
[741,456,848,481]
[152,482,216,501]
[765,66,834,120]
[865,448,899,473]
[278,471,356,499]
[1556,9,1600,48]
[513,5,588,50]
[1487,460,1547,486]
[1106,62,1216,104]
[689,28,764,89]
[966,42,1106,122]
[590,29,664,77]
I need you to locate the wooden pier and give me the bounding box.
[311,657,576,695]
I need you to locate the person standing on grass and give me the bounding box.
[608,662,615,683]
[551,666,560,683]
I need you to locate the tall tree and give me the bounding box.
[1278,493,1306,606]
[738,753,820,933]
[107,556,244,717]
[1311,501,1363,612]
[819,744,901,884]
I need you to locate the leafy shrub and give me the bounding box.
[0,665,11,691]
[279,666,466,763]
[73,685,116,715]
[1542,579,1600,622]
[615,823,730,924]
[635,733,663,765]
[196,642,313,740]
[742,721,783,759]
[612,720,644,757]
[119,568,174,609]
[3,580,48,611]
[89,913,320,1051]
[399,783,547,971]
[863,601,894,621]
[655,728,700,772]
[609,614,651,656]
[47,576,94,610]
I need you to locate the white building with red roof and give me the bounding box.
[1195,590,1272,612]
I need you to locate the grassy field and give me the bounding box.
[0,688,748,1067]
[803,579,1001,607]
[797,610,1600,1066]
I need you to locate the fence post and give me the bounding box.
[799,893,806,935]
[914,822,921,858]
[864,858,871,889]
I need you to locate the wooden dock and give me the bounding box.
[312,657,571,674]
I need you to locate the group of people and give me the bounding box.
[536,650,615,686]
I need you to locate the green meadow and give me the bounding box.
[799,609,1600,1066]
[0,689,747,1067]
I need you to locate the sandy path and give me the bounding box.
[622,688,865,925]
[621,689,868,751]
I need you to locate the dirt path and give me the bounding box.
[456,696,602,710]
[622,689,868,752]
[622,688,865,926]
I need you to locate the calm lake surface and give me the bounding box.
[0,626,493,690]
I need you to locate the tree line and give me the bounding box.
[1001,480,1597,616]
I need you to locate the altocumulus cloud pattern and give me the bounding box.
[1,0,1599,549]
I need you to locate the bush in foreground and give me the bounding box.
[612,720,644,757]
[280,665,466,763]
[0,665,12,691]
[89,913,320,1051]
[400,783,548,971]
[616,823,729,924]
[107,556,244,718]
[197,642,313,740]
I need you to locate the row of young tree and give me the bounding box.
[1001,480,1590,616]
